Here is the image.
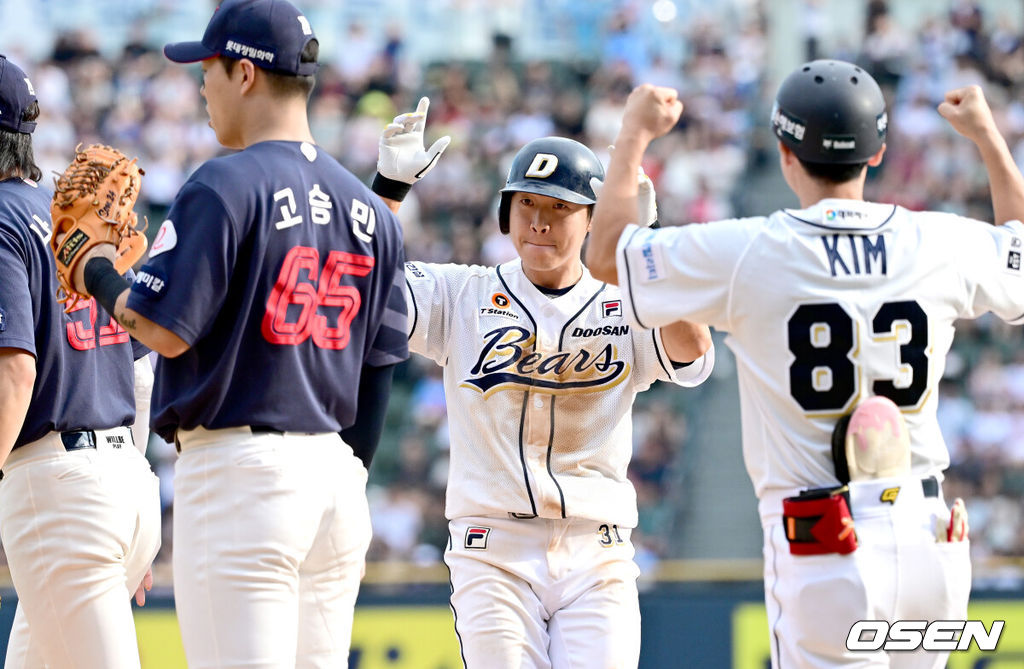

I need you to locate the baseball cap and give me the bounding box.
[0,54,37,134]
[164,0,317,76]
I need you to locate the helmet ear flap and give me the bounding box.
[498,192,512,234]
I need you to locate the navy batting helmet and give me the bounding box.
[771,59,888,165]
[498,137,605,234]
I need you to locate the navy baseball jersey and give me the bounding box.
[0,177,137,448]
[127,141,408,442]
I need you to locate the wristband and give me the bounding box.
[371,173,412,202]
[83,256,132,316]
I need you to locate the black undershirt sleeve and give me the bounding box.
[340,362,397,468]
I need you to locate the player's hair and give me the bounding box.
[0,100,42,182]
[220,39,319,100]
[798,158,867,185]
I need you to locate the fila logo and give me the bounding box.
[465,526,491,550]
[602,300,622,318]
[880,487,900,504]
[524,153,558,178]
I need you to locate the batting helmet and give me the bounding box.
[771,59,888,165]
[498,137,605,234]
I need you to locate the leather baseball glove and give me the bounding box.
[50,144,146,311]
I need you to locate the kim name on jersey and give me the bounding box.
[460,326,631,397]
[821,233,887,277]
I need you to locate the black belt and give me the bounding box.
[61,430,99,452]
[251,425,285,435]
[921,475,940,498]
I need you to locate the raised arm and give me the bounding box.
[586,85,683,284]
[371,96,450,215]
[938,85,1024,225]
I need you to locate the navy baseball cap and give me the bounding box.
[164,0,318,76]
[0,54,37,134]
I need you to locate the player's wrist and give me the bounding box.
[615,127,655,151]
[83,256,131,315]
[372,172,413,202]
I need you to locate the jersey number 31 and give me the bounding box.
[262,245,374,350]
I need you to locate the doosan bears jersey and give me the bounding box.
[0,178,138,447]
[127,141,408,442]
[405,258,714,527]
[614,198,1024,522]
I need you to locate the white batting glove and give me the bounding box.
[377,97,451,185]
[589,165,659,227]
[636,167,658,227]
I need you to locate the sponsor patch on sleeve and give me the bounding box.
[133,267,168,298]
[1005,235,1022,274]
[636,231,667,283]
[148,220,177,259]
[405,261,427,280]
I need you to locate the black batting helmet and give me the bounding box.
[771,59,888,165]
[498,137,605,234]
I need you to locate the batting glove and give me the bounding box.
[372,97,451,202]
[589,165,659,228]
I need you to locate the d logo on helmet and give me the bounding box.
[524,153,558,179]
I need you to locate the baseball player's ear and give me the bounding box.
[237,60,258,94]
[867,143,886,167]
[777,141,795,164]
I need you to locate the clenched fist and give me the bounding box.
[620,85,684,144]
[938,85,999,144]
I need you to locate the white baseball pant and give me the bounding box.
[445,515,641,669]
[763,476,971,669]
[172,426,372,669]
[0,426,161,669]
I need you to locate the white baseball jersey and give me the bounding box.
[615,198,1024,522]
[405,258,713,527]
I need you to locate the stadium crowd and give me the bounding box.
[0,0,1021,581]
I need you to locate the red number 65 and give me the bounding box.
[261,245,374,350]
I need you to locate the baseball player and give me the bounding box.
[58,1,409,665]
[371,100,714,668]
[0,54,161,669]
[586,60,1024,668]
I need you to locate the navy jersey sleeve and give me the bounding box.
[126,181,237,345]
[0,230,36,355]
[365,255,410,367]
